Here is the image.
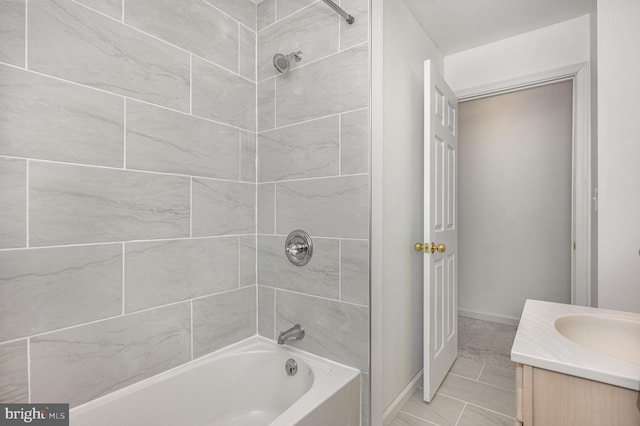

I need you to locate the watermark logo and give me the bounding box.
[0,404,68,426]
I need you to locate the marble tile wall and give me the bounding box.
[0,0,371,418]
[256,0,370,421]
[0,0,257,407]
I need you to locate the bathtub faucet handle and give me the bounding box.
[277,324,305,345]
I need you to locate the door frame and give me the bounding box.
[454,62,593,308]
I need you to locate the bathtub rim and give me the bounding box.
[69,335,361,425]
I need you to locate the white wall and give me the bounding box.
[444,14,590,93]
[458,82,574,322]
[596,0,640,313]
[380,0,443,410]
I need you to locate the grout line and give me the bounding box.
[259,107,367,134]
[237,24,240,75]
[0,154,258,185]
[453,403,467,426]
[338,239,342,300]
[273,183,277,233]
[0,234,251,253]
[255,40,368,85]
[338,113,342,175]
[121,0,125,22]
[258,233,368,242]
[396,412,440,426]
[123,98,127,168]
[0,61,255,134]
[476,362,486,381]
[26,338,31,403]
[63,0,256,85]
[189,177,193,238]
[237,236,241,288]
[255,283,259,336]
[25,160,29,248]
[272,288,277,340]
[259,171,368,185]
[259,0,320,33]
[0,288,247,346]
[189,54,193,114]
[121,243,126,314]
[190,300,194,360]
[24,0,28,69]
[273,75,277,129]
[238,131,242,181]
[201,0,256,34]
[259,285,368,309]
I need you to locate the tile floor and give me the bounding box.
[389,317,518,426]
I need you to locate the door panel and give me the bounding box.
[423,60,458,402]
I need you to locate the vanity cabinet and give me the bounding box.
[515,363,640,426]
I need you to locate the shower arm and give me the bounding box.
[321,0,355,24]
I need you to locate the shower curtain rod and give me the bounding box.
[321,0,355,24]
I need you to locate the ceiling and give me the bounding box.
[402,0,594,55]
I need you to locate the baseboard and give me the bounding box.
[459,309,520,326]
[382,369,423,425]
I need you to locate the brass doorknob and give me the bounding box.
[431,243,446,253]
[414,242,425,252]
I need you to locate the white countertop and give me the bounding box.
[511,299,640,390]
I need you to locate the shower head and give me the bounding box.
[273,51,303,74]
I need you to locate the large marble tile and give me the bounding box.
[0,340,28,403]
[192,57,256,131]
[257,0,275,31]
[340,239,369,306]
[341,108,369,175]
[0,65,124,167]
[240,235,257,287]
[257,2,338,81]
[75,0,121,19]
[193,286,256,357]
[275,290,368,370]
[0,0,25,67]
[275,44,368,126]
[126,100,239,179]
[478,364,516,391]
[192,178,256,236]
[276,175,368,239]
[339,0,368,50]
[401,390,465,426]
[258,285,275,339]
[240,131,256,182]
[258,183,275,234]
[29,0,190,111]
[276,0,314,20]
[0,244,122,342]
[438,374,516,417]
[125,0,238,72]
[257,78,276,131]
[124,237,238,312]
[0,158,26,249]
[258,116,339,181]
[29,162,190,246]
[258,235,339,298]
[449,357,484,380]
[457,405,515,426]
[204,0,256,30]
[239,26,256,81]
[31,303,191,407]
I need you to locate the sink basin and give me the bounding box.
[554,314,640,365]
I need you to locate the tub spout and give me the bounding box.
[277,324,305,345]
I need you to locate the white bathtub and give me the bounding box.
[70,336,361,425]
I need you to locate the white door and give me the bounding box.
[422,60,458,402]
